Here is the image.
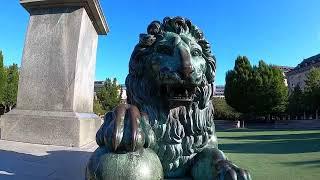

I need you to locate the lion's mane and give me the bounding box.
[125,17,217,176]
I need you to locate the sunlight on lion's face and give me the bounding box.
[139,32,210,108]
[149,32,207,86]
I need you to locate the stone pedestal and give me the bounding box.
[0,0,108,147]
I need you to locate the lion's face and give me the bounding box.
[145,32,208,107]
[151,32,207,85]
[127,18,215,109]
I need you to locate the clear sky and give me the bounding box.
[0,0,319,85]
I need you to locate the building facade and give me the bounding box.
[214,85,225,98]
[287,53,320,92]
[94,81,127,103]
[273,65,294,87]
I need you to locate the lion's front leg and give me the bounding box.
[86,104,163,180]
[191,148,251,180]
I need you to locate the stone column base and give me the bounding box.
[0,109,102,147]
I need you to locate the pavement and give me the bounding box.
[0,140,97,180]
[0,140,191,180]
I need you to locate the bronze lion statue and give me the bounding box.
[86,17,251,180]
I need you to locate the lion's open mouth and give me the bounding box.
[160,84,197,104]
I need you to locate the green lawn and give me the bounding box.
[216,129,320,180]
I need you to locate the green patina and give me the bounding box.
[86,17,251,180]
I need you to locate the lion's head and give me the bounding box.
[125,17,217,177]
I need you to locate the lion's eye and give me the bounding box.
[156,45,173,55]
[191,49,202,57]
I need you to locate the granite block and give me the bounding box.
[0,1,107,147]
[17,7,97,113]
[1,109,102,147]
[20,0,109,35]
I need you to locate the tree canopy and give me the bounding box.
[96,78,121,113]
[225,56,254,113]
[0,51,19,113]
[0,51,6,104]
[225,56,288,118]
[4,63,19,111]
[304,67,320,112]
[288,85,305,115]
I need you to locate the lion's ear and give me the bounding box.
[205,60,216,83]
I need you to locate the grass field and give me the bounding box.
[216,129,320,180]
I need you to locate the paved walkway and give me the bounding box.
[0,140,97,180]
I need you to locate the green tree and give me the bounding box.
[253,62,287,115]
[225,56,288,120]
[4,63,19,111]
[304,68,320,117]
[96,78,121,112]
[0,51,6,104]
[288,85,305,117]
[225,56,254,114]
[93,99,105,116]
[269,66,288,114]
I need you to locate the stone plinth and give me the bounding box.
[0,0,108,147]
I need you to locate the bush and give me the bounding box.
[93,99,106,116]
[213,97,242,120]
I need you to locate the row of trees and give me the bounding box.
[288,68,320,119]
[93,78,121,115]
[0,51,19,114]
[225,56,288,120]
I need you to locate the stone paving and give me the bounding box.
[0,140,191,180]
[0,140,97,180]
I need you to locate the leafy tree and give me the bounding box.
[225,56,288,119]
[96,78,121,112]
[269,66,288,114]
[288,85,305,117]
[225,56,254,114]
[253,62,287,115]
[304,68,320,116]
[93,99,105,116]
[4,63,19,111]
[213,97,241,120]
[0,51,6,104]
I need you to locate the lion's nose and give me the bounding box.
[179,46,194,78]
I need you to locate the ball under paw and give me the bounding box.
[86,147,163,180]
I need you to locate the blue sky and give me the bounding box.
[1,0,319,85]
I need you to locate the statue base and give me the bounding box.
[0,109,102,147]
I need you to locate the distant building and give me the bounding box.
[287,53,320,92]
[273,65,294,87]
[119,84,127,103]
[94,81,127,103]
[93,81,104,100]
[214,85,225,98]
[94,81,104,92]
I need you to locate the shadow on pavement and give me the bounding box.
[0,149,93,180]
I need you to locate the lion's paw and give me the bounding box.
[216,160,251,180]
[96,104,155,152]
